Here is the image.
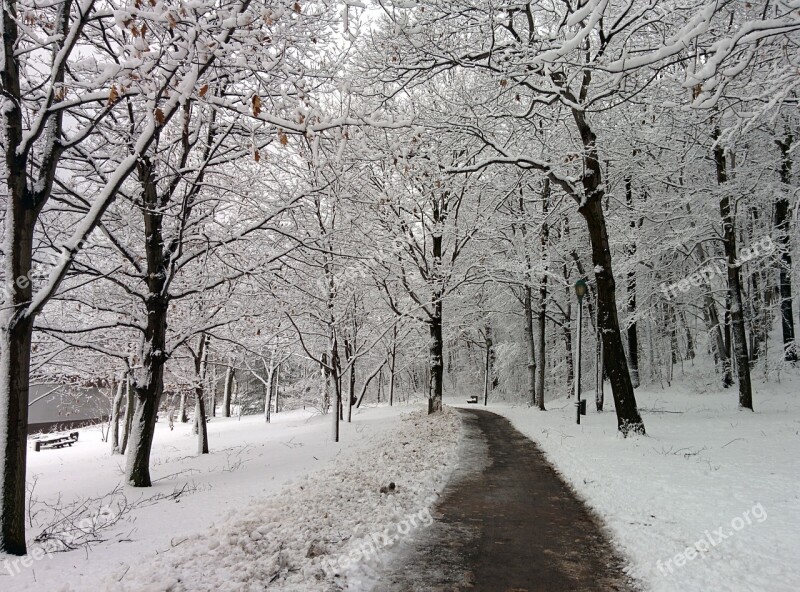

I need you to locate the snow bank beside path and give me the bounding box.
[2,406,411,591]
[101,407,462,592]
[470,380,800,592]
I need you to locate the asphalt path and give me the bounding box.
[377,408,637,592]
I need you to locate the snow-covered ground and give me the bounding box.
[1,403,460,592]
[456,373,800,592]
[5,374,797,592]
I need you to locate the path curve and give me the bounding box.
[377,408,637,592]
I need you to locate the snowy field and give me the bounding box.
[457,373,800,592]
[1,404,461,591]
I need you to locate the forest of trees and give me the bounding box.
[1,0,798,556]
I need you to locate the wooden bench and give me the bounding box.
[467,395,479,404]
[34,431,79,452]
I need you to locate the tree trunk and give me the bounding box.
[670,307,680,367]
[0,0,73,554]
[776,134,797,362]
[625,175,640,388]
[110,376,126,454]
[273,364,281,414]
[0,310,34,556]
[322,352,331,413]
[178,391,189,423]
[222,363,234,418]
[355,359,387,408]
[724,294,732,363]
[483,324,493,406]
[714,135,753,410]
[345,339,355,422]
[694,240,733,385]
[536,287,549,406]
[389,325,397,406]
[209,365,217,418]
[534,182,550,410]
[523,285,539,408]
[596,322,605,411]
[120,376,135,455]
[265,367,276,423]
[428,296,444,413]
[331,337,341,441]
[748,254,766,367]
[570,99,645,435]
[0,87,37,553]
[580,198,645,435]
[563,288,574,398]
[125,157,170,487]
[194,335,209,454]
[261,348,276,424]
[682,311,696,360]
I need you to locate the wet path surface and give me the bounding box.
[377,409,636,592]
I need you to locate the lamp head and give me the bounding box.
[574,278,588,301]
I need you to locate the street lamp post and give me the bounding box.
[574,279,588,424]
